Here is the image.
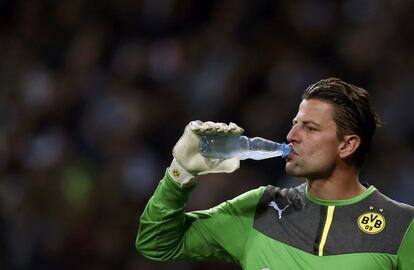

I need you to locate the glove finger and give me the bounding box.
[189,120,203,132]
[190,121,214,135]
[229,122,244,135]
[190,120,244,136]
[216,122,229,133]
[201,121,217,134]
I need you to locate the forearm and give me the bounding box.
[136,121,247,262]
[136,170,196,260]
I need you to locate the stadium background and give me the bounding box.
[0,0,413,269]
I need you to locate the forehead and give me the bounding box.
[294,99,335,123]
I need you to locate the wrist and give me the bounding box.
[168,158,197,186]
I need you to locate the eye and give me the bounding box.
[306,126,316,132]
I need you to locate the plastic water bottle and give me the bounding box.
[199,135,292,160]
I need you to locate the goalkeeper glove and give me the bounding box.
[168,120,244,185]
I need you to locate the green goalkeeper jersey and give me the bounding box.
[136,171,414,270]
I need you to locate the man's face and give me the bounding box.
[285,99,342,180]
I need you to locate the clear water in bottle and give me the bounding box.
[199,135,292,160]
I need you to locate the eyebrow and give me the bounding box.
[292,119,321,127]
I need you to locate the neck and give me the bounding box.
[306,165,366,201]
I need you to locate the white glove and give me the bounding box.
[168,120,244,185]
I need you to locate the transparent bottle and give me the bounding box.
[199,135,292,160]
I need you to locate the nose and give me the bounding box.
[286,124,299,143]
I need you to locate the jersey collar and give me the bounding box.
[305,184,377,206]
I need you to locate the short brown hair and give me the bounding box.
[302,77,382,168]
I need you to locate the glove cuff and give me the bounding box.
[168,158,197,186]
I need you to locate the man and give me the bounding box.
[136,78,414,269]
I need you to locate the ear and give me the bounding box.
[338,135,361,159]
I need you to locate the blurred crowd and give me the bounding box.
[0,0,413,269]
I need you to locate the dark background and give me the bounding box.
[0,0,413,269]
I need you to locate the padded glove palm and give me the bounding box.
[172,120,244,176]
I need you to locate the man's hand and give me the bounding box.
[169,121,244,184]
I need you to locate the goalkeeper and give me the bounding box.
[136,78,414,269]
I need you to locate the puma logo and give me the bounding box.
[268,201,289,219]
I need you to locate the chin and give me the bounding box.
[285,162,309,178]
[285,164,300,177]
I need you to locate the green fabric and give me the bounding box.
[397,219,414,269]
[244,231,398,270]
[136,172,414,269]
[305,185,377,206]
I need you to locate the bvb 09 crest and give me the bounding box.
[357,212,385,234]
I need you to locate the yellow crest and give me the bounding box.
[357,212,385,234]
